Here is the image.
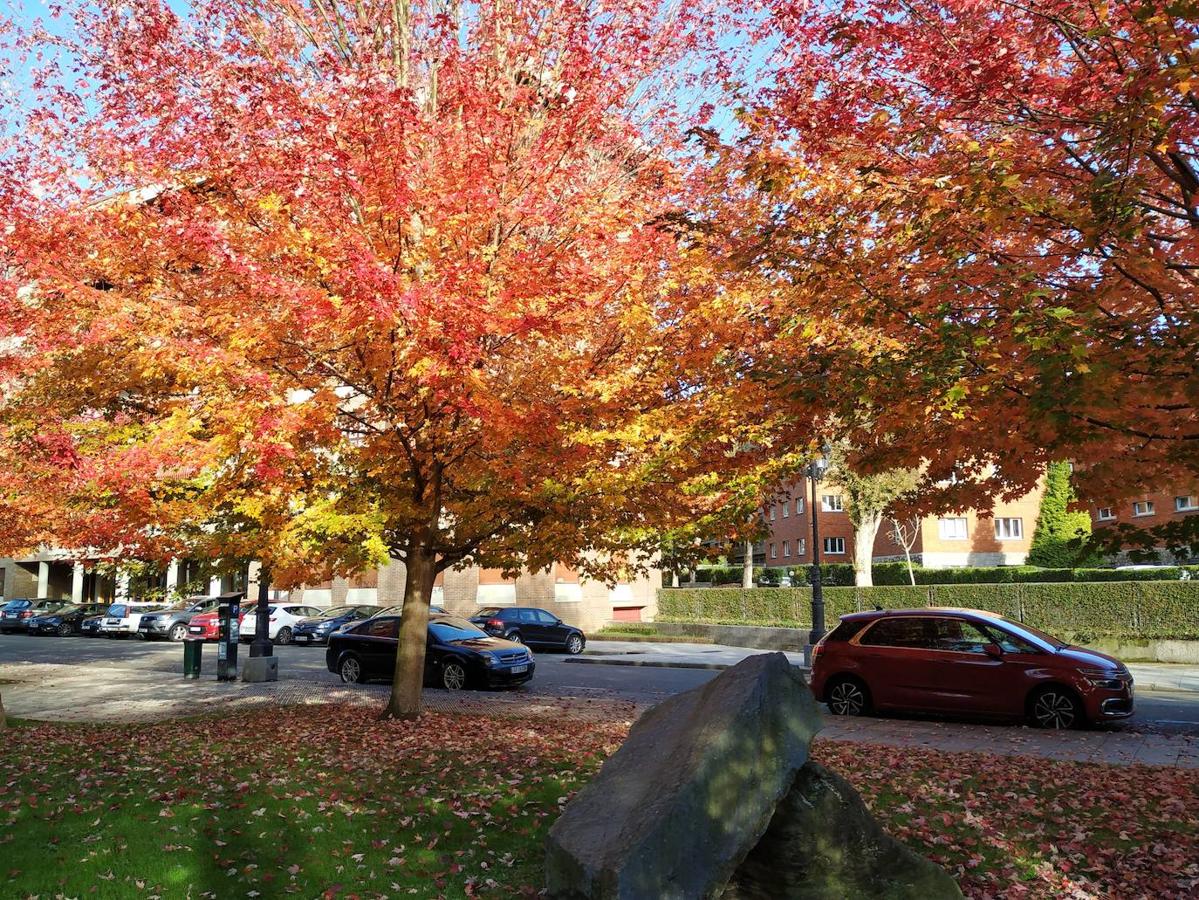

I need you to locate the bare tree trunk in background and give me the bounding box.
[384,542,437,720]
[0,690,5,731]
[853,514,882,587]
[742,539,754,589]
[889,517,920,585]
[671,571,680,588]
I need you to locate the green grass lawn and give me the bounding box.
[3,707,1197,898]
[0,707,626,898]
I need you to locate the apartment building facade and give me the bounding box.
[749,479,1045,569]
[1088,489,1199,561]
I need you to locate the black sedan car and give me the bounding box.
[469,607,586,654]
[326,615,534,690]
[292,605,374,644]
[26,603,109,636]
[80,614,106,637]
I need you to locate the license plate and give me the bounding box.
[510,664,528,674]
[189,626,203,633]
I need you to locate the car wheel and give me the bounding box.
[826,676,871,717]
[57,622,73,637]
[1029,686,1083,729]
[566,633,584,655]
[275,626,293,645]
[168,623,188,642]
[339,654,364,684]
[505,631,523,644]
[441,661,468,691]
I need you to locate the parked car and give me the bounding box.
[367,605,446,618]
[137,597,220,641]
[810,608,1135,729]
[80,613,106,637]
[469,607,586,654]
[0,598,61,634]
[26,603,109,636]
[292,605,374,644]
[187,606,252,642]
[238,603,325,645]
[327,614,535,689]
[98,601,167,637]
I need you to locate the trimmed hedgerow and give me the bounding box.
[658,580,1199,639]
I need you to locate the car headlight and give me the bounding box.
[1081,668,1125,690]
[482,653,497,667]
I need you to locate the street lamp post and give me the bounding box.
[249,567,272,659]
[807,450,831,647]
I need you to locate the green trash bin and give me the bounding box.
[183,639,203,679]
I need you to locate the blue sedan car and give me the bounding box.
[292,605,374,644]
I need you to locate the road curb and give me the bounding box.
[565,657,811,674]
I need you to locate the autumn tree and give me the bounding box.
[0,1,783,718]
[826,442,920,586]
[736,0,1199,512]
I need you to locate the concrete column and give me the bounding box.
[208,574,222,597]
[36,561,49,598]
[247,561,263,598]
[71,563,85,603]
[165,559,179,594]
[116,570,130,600]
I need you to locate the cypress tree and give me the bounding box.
[1028,462,1095,567]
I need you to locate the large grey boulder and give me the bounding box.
[722,761,963,900]
[546,652,820,899]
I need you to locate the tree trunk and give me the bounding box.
[853,515,882,587]
[384,543,437,720]
[0,690,5,731]
[671,570,680,588]
[742,539,754,589]
[904,545,916,586]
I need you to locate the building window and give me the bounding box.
[1175,496,1198,512]
[769,506,776,521]
[1133,500,1155,517]
[783,541,791,558]
[821,495,844,512]
[796,497,804,515]
[938,517,968,540]
[770,543,777,559]
[823,537,846,554]
[1097,507,1115,521]
[782,502,789,518]
[797,538,806,556]
[994,518,1023,540]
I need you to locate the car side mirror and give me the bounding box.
[984,643,1003,659]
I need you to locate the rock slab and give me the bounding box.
[545,652,820,899]
[721,761,963,899]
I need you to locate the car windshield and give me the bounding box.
[4,600,31,610]
[49,604,83,614]
[319,606,353,617]
[991,617,1067,650]
[106,604,127,617]
[474,607,503,618]
[429,618,489,643]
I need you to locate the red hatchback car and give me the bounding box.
[810,608,1134,729]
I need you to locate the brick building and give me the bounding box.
[748,479,1046,569]
[1088,489,1199,560]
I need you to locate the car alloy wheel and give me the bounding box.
[1031,689,1080,729]
[828,679,868,716]
[275,626,293,645]
[169,623,188,642]
[57,622,73,636]
[441,661,467,691]
[566,634,584,655]
[506,632,523,644]
[339,655,363,684]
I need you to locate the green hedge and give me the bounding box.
[658,581,1199,640]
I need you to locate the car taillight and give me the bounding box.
[487,618,504,629]
[811,642,824,662]
[269,616,277,622]
[18,611,33,619]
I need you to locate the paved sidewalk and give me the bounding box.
[5,660,1197,768]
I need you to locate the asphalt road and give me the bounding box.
[2,633,1198,734]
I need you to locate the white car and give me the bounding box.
[98,600,167,636]
[239,603,326,645]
